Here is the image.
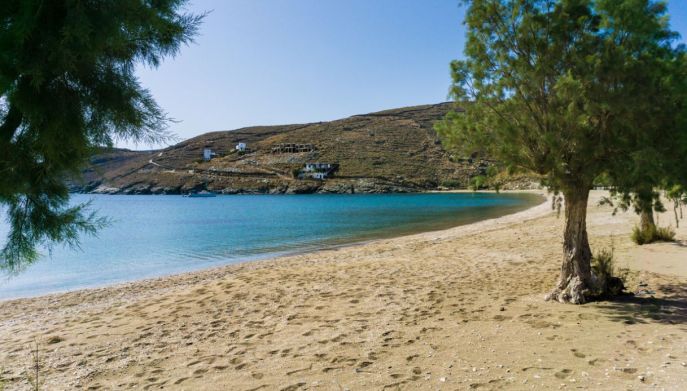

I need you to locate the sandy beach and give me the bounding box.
[0,190,685,390]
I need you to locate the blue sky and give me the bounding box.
[127,0,687,150]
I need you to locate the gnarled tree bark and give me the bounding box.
[639,209,656,232]
[636,188,656,233]
[545,189,594,304]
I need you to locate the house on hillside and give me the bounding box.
[300,162,339,180]
[303,162,335,172]
[235,142,246,152]
[203,147,216,161]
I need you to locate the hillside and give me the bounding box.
[72,103,507,194]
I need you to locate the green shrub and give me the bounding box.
[591,247,626,297]
[655,226,677,242]
[631,226,649,245]
[469,175,486,191]
[631,225,676,245]
[440,179,461,188]
[592,248,615,282]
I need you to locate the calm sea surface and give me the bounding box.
[0,193,542,299]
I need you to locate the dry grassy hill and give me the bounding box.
[73,103,508,194]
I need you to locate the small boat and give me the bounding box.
[185,190,217,198]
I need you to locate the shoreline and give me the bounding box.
[1,190,685,390]
[0,191,546,303]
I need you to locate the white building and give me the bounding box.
[304,162,333,172]
[301,162,338,180]
[235,142,247,152]
[203,148,214,161]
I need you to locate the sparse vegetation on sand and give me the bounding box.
[26,341,45,391]
[590,247,628,297]
[631,225,677,245]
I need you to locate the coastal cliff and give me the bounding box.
[72,103,537,195]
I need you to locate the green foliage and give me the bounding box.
[0,1,203,271]
[598,189,664,216]
[435,0,684,197]
[484,165,503,192]
[666,184,687,204]
[2,200,110,274]
[440,179,462,188]
[466,164,503,191]
[436,0,683,301]
[591,246,627,297]
[631,226,648,245]
[631,225,676,245]
[656,227,677,242]
[468,175,486,191]
[666,184,686,227]
[591,248,616,284]
[593,173,612,188]
[597,3,687,217]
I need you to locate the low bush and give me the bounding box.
[592,248,615,281]
[591,247,626,297]
[469,175,486,191]
[631,225,676,245]
[655,226,677,242]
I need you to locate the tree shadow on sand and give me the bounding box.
[593,282,687,326]
[671,239,687,248]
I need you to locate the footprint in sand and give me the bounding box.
[279,383,306,391]
[554,369,572,379]
[173,377,189,385]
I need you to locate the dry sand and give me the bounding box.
[0,190,685,390]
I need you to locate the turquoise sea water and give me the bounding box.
[0,193,542,299]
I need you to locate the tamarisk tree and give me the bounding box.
[602,43,687,238]
[437,0,683,303]
[0,1,202,272]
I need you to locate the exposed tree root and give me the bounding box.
[545,276,590,304]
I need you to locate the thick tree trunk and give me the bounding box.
[639,208,655,232]
[545,189,594,304]
[636,188,656,233]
